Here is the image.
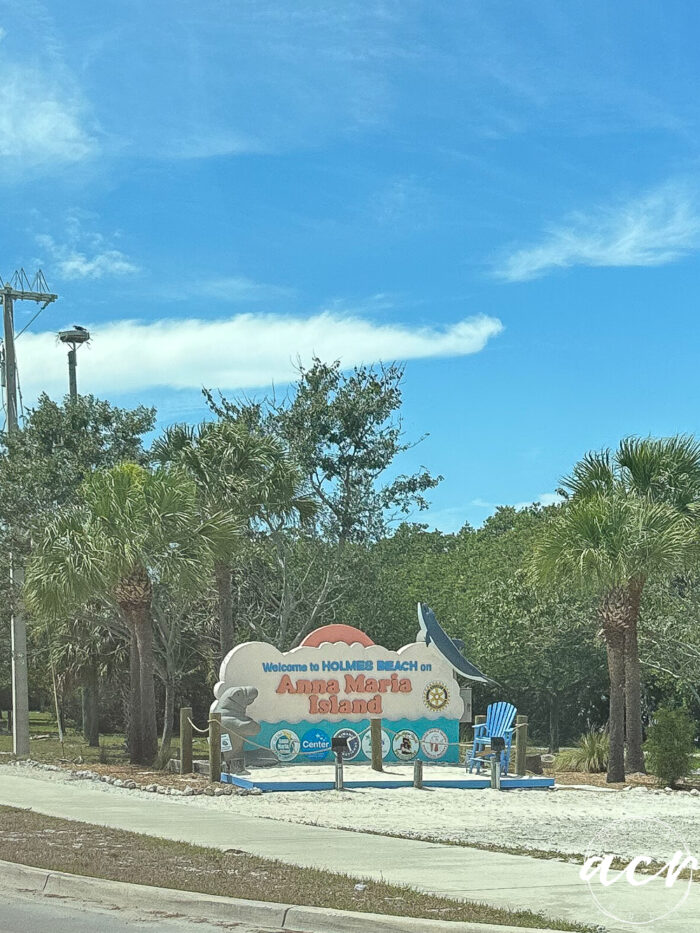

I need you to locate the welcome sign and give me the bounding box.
[214,622,471,764]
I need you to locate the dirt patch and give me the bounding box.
[545,768,658,788]
[55,760,211,790]
[545,768,699,790]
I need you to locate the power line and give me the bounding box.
[16,368,25,424]
[15,302,50,339]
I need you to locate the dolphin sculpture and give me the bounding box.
[417,603,494,684]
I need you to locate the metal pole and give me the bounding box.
[490,754,501,790]
[3,286,29,759]
[413,759,423,788]
[334,755,344,790]
[67,347,77,401]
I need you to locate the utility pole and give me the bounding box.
[58,326,90,401]
[2,287,19,430]
[58,325,93,744]
[2,269,57,758]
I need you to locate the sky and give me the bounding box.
[2,1,700,530]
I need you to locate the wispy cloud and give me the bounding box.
[0,14,95,175]
[86,3,407,161]
[191,277,291,303]
[471,492,562,510]
[0,62,95,171]
[425,491,562,532]
[512,492,562,510]
[373,175,431,227]
[156,276,293,306]
[163,132,267,160]
[496,182,700,281]
[18,310,502,400]
[36,213,138,281]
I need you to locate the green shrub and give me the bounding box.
[645,707,695,788]
[555,732,609,772]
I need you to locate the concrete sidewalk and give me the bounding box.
[0,769,697,933]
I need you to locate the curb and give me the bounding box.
[0,858,575,933]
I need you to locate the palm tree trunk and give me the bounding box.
[82,660,100,748]
[624,579,646,774]
[155,678,176,769]
[50,662,64,746]
[548,692,560,753]
[601,589,627,783]
[117,567,156,764]
[128,629,143,763]
[215,561,234,661]
[603,622,626,783]
[133,605,158,763]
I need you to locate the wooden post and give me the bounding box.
[209,712,221,783]
[370,719,383,772]
[471,714,486,768]
[180,706,193,775]
[515,714,528,776]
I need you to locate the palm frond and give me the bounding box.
[528,493,699,594]
[560,449,614,498]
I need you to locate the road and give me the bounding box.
[0,889,284,933]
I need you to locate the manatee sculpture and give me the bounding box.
[210,685,260,774]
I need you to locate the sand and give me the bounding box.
[4,761,699,861]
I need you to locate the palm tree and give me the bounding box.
[25,463,239,763]
[560,436,700,771]
[152,420,315,659]
[529,493,696,782]
[43,611,117,748]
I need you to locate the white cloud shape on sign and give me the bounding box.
[216,639,464,725]
[17,311,503,400]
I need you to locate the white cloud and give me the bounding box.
[157,275,293,305]
[164,132,267,160]
[0,62,94,171]
[471,492,562,510]
[196,277,291,302]
[37,236,138,280]
[496,182,700,281]
[512,492,563,510]
[36,214,138,280]
[535,492,562,507]
[17,310,502,400]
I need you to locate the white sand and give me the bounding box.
[4,762,699,861]
[232,761,549,786]
[213,764,700,859]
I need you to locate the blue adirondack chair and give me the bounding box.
[467,702,517,775]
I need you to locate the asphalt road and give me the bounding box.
[0,890,285,933]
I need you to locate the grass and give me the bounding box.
[0,806,595,931]
[0,712,210,766]
[554,733,609,773]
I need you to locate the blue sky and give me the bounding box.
[2,1,700,530]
